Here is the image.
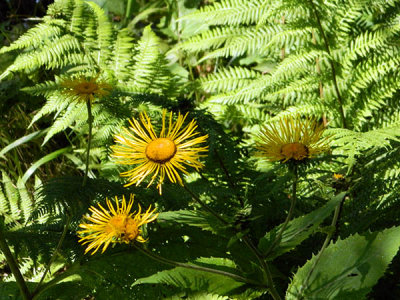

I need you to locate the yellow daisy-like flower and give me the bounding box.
[61,75,112,102]
[111,110,208,194]
[256,116,329,162]
[333,173,344,180]
[78,195,158,255]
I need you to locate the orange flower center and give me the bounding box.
[75,82,98,94]
[333,173,344,180]
[280,142,308,161]
[106,215,127,234]
[124,218,140,242]
[145,138,177,163]
[106,215,141,242]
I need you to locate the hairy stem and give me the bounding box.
[264,164,298,257]
[33,215,71,295]
[134,244,265,287]
[0,228,31,300]
[82,100,93,187]
[309,0,347,129]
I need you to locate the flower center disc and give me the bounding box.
[76,82,98,94]
[124,219,139,241]
[280,142,308,161]
[106,215,127,234]
[146,138,177,163]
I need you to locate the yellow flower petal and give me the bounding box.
[256,116,330,162]
[111,110,208,194]
[61,75,111,102]
[77,195,158,255]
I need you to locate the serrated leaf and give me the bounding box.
[133,257,244,295]
[165,292,229,300]
[0,282,24,300]
[258,192,345,259]
[157,210,224,234]
[287,226,400,299]
[16,178,33,223]
[2,172,20,221]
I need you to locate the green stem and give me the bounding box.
[124,0,134,26]
[182,184,281,299]
[0,229,31,300]
[32,263,80,300]
[264,164,298,257]
[214,149,244,207]
[134,244,265,287]
[299,198,343,299]
[242,236,282,300]
[82,100,93,187]
[309,0,347,129]
[182,183,229,225]
[33,215,71,295]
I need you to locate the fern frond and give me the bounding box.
[111,29,135,81]
[180,0,265,26]
[200,67,261,93]
[0,20,65,54]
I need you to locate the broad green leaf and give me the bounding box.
[157,210,223,234]
[258,192,345,259]
[133,257,244,295]
[165,292,229,300]
[287,226,400,299]
[0,282,24,300]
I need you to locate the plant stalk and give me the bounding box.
[82,99,93,187]
[242,236,282,300]
[214,149,244,207]
[0,230,31,300]
[265,164,298,257]
[124,0,134,26]
[299,197,344,298]
[182,183,229,225]
[182,184,281,299]
[309,0,347,129]
[133,244,265,287]
[32,263,80,300]
[33,215,71,295]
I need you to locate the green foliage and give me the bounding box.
[258,192,344,260]
[1,0,183,147]
[134,257,245,295]
[180,0,400,133]
[1,0,400,299]
[287,226,400,299]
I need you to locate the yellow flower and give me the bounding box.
[256,116,329,162]
[78,195,158,255]
[333,173,344,180]
[61,75,111,102]
[111,110,208,194]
